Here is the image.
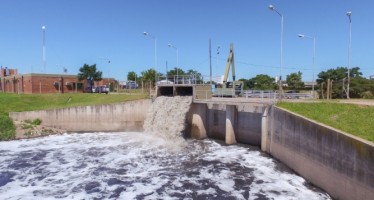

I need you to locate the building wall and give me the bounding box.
[26,75,80,94]
[0,71,116,94]
[1,74,84,94]
[0,68,17,77]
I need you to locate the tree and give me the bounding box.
[317,67,362,84]
[186,69,203,83]
[167,67,185,76]
[141,68,157,85]
[286,71,304,90]
[248,74,276,90]
[127,71,137,81]
[317,66,362,99]
[238,78,252,90]
[349,77,374,98]
[77,64,102,89]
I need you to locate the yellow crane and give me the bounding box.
[214,43,243,97]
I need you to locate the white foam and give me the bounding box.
[143,96,192,144]
[0,132,330,199]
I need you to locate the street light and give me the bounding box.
[143,32,157,86]
[268,4,284,99]
[168,43,179,83]
[42,25,46,72]
[346,11,352,99]
[298,34,316,96]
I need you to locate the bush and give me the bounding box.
[32,118,42,125]
[361,91,374,99]
[0,115,16,141]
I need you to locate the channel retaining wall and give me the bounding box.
[9,99,150,132]
[265,106,374,200]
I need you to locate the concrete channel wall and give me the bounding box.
[9,99,151,132]
[188,102,266,146]
[265,106,374,200]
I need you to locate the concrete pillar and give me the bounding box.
[190,103,207,139]
[225,105,237,145]
[261,106,270,152]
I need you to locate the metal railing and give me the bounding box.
[244,90,313,100]
[157,74,204,85]
[194,88,314,101]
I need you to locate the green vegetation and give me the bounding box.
[23,118,42,126]
[286,71,304,90]
[277,102,374,142]
[0,93,147,141]
[0,93,146,114]
[0,115,16,140]
[239,74,277,90]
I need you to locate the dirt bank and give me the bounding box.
[14,120,67,140]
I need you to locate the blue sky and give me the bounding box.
[0,0,373,81]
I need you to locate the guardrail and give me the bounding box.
[194,88,314,102]
[157,75,203,85]
[244,90,313,100]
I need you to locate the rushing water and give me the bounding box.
[0,132,330,200]
[143,96,192,142]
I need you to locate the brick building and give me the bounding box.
[0,68,115,94]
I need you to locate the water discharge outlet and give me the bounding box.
[157,85,194,97]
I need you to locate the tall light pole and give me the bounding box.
[143,32,157,86]
[42,25,46,73]
[298,34,316,96]
[346,11,352,99]
[168,43,179,83]
[268,4,284,99]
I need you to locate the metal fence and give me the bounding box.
[244,90,313,100]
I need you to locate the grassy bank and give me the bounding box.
[277,102,374,142]
[0,93,147,140]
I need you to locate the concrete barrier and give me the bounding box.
[266,106,374,200]
[189,102,266,146]
[9,99,151,132]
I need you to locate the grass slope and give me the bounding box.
[0,93,147,140]
[277,102,374,142]
[0,93,147,115]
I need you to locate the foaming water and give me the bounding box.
[143,96,192,145]
[0,132,330,199]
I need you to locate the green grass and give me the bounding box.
[0,93,147,140]
[277,102,374,142]
[0,93,147,115]
[0,115,16,140]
